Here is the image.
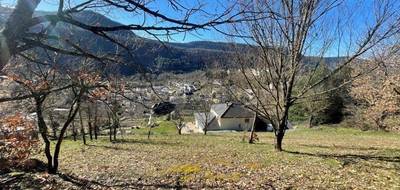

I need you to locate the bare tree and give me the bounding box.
[191,74,216,135]
[350,43,400,131]
[78,106,86,145]
[0,52,106,173]
[228,0,400,151]
[171,110,185,135]
[0,0,255,70]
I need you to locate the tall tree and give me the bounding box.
[1,53,104,173]
[0,0,253,70]
[229,0,400,151]
[350,45,400,131]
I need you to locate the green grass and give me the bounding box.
[35,124,400,189]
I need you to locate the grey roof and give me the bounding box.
[210,103,231,116]
[221,104,255,118]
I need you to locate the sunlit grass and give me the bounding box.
[35,123,400,189]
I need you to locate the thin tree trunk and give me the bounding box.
[94,104,98,140]
[52,100,81,174]
[35,97,53,172]
[87,106,93,140]
[147,114,153,139]
[88,120,93,140]
[275,130,285,151]
[107,112,112,142]
[308,114,314,128]
[49,113,57,139]
[147,127,152,139]
[249,124,256,144]
[274,104,290,151]
[109,126,113,142]
[94,124,98,140]
[113,122,117,141]
[78,108,86,145]
[72,120,76,141]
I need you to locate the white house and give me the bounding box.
[194,103,261,132]
[194,103,293,133]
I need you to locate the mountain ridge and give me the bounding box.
[0,8,342,74]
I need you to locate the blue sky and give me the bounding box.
[1,0,398,57]
[0,0,230,43]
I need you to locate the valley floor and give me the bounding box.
[2,125,400,189]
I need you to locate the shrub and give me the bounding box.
[0,113,40,165]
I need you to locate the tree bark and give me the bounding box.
[107,112,112,142]
[94,124,98,140]
[275,131,285,151]
[35,96,53,172]
[78,108,86,145]
[274,103,290,151]
[87,106,93,140]
[0,0,41,69]
[375,112,388,130]
[113,123,117,141]
[72,120,77,141]
[308,115,314,128]
[249,124,255,144]
[93,104,98,140]
[147,127,152,139]
[49,113,57,139]
[88,120,93,140]
[52,100,81,174]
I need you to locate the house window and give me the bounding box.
[245,118,250,123]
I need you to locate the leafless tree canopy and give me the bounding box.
[0,0,255,69]
[227,0,400,150]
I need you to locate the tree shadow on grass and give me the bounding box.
[86,139,182,151]
[113,138,182,146]
[284,149,400,166]
[57,172,227,189]
[298,144,400,152]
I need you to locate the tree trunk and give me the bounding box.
[308,115,314,128]
[275,131,285,151]
[113,123,117,141]
[49,113,57,139]
[87,106,93,140]
[147,127,152,139]
[93,105,98,140]
[274,103,290,151]
[203,115,209,135]
[107,112,112,142]
[109,126,113,142]
[52,101,81,174]
[34,97,53,172]
[72,121,76,141]
[94,125,98,140]
[0,0,41,69]
[78,108,86,145]
[88,121,93,140]
[375,112,388,130]
[249,124,256,144]
[33,90,82,174]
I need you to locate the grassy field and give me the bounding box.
[7,123,400,189]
